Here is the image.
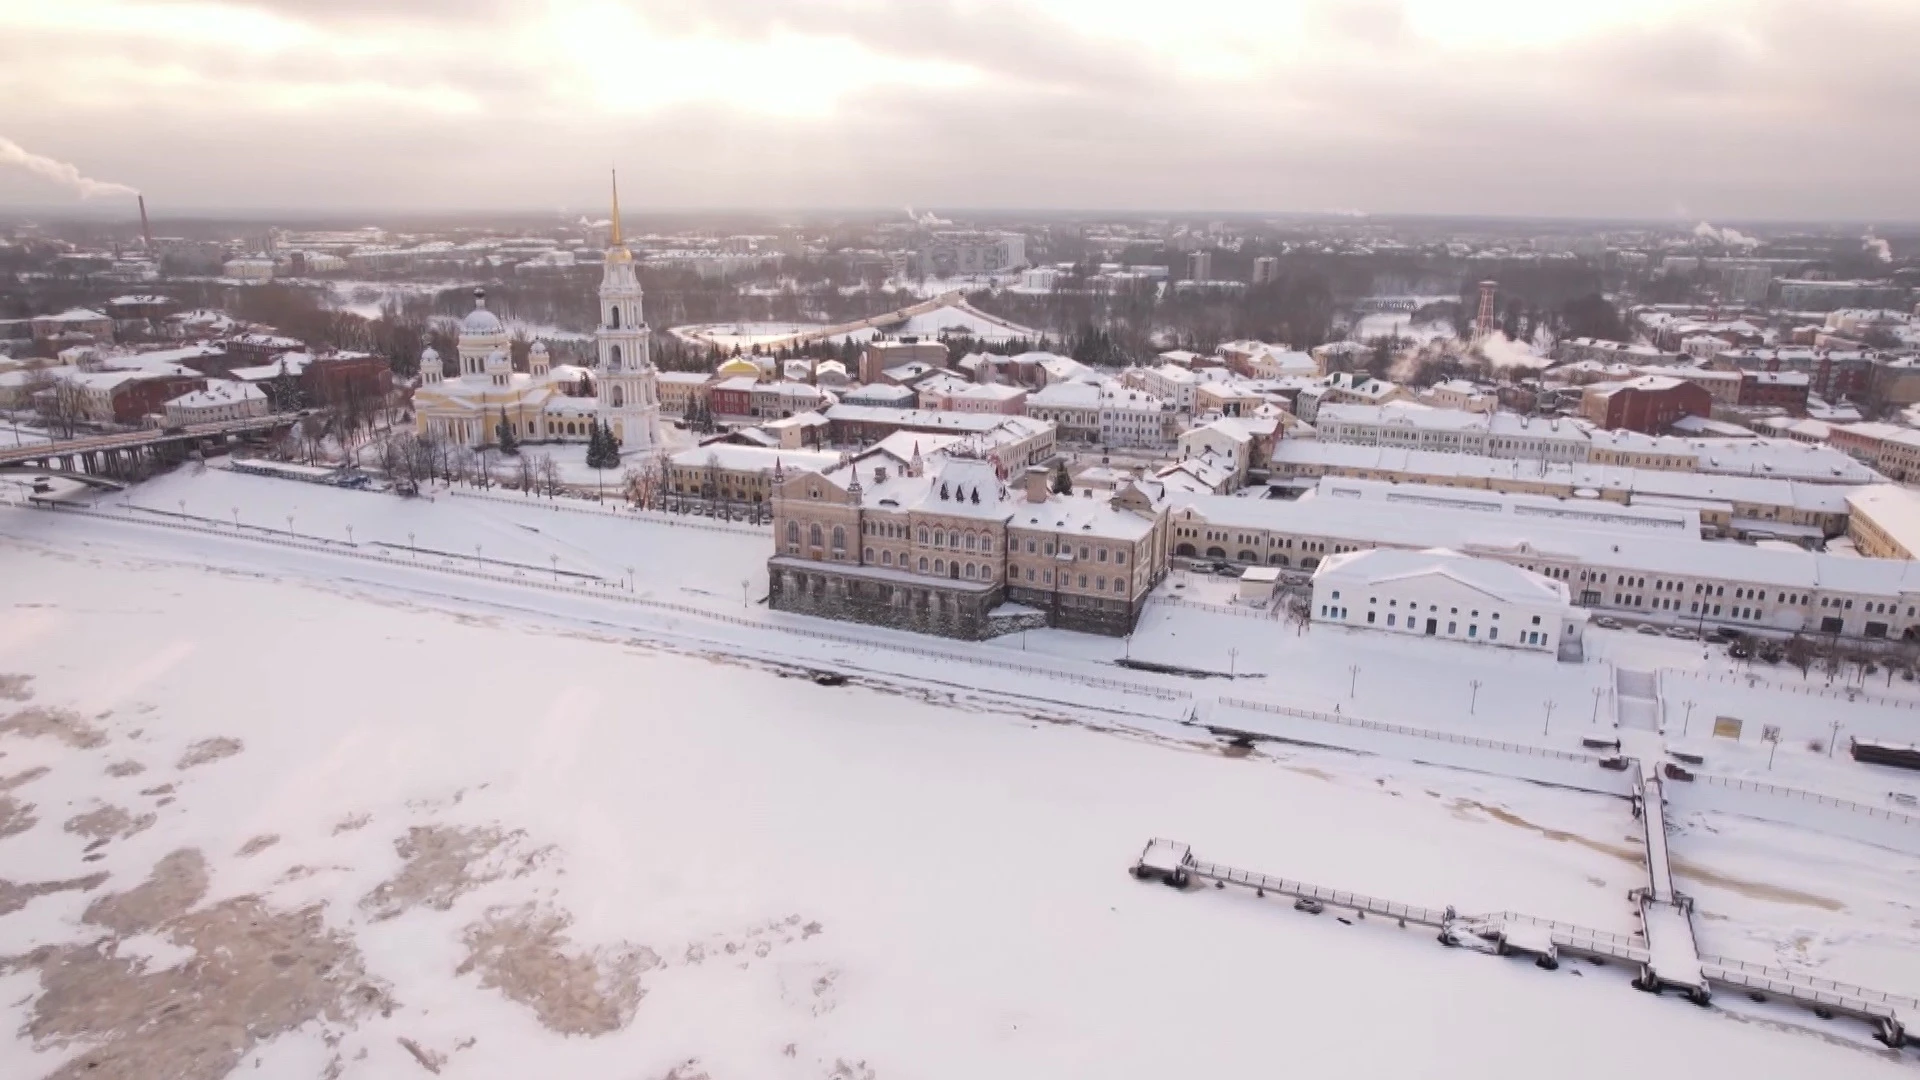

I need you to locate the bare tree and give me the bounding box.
[514,452,535,493]
[28,370,89,439]
[298,414,329,466]
[533,453,562,497]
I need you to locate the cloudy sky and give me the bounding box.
[1,0,1915,220]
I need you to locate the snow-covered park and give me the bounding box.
[0,467,1917,1078]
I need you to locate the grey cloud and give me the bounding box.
[4,0,1918,218]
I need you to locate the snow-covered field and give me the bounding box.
[0,471,1916,1078]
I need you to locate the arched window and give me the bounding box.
[609,306,621,329]
[863,546,873,561]
[948,530,960,547]
[809,523,823,548]
[935,559,946,575]
[882,550,893,565]
[964,533,976,551]
[832,526,846,552]
[608,344,622,370]
[786,521,799,544]
[611,385,624,408]
[919,557,928,571]
[918,527,928,544]
[964,563,976,579]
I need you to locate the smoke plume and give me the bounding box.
[0,136,138,198]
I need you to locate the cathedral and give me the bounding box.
[413,175,663,457]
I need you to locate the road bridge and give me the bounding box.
[0,413,302,479]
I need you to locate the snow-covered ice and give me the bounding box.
[0,473,1915,1077]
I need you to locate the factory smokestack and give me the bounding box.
[137,193,153,253]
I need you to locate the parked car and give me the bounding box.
[1293,898,1324,914]
[1594,616,1621,629]
[1704,627,1738,644]
[1636,624,1661,636]
[1728,643,1753,660]
[1665,626,1696,640]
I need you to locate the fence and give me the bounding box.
[16,499,1189,704]
[1699,954,1920,1011]
[1672,669,1920,711]
[1147,594,1283,622]
[1185,858,1453,927]
[1217,696,1601,764]
[1692,773,1920,827]
[447,486,768,538]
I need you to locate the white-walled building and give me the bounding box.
[163,380,268,425]
[1310,546,1583,656]
[1313,402,1592,463]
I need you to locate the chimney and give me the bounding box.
[137,194,154,254]
[1025,465,1050,503]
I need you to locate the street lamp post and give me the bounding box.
[345,525,354,546]
[1348,663,1360,698]
[1542,699,1556,736]
[1591,686,1604,724]
[475,544,483,570]
[231,506,239,529]
[1681,698,1697,738]
[408,531,416,559]
[285,514,294,538]
[626,566,635,593]
[550,554,559,581]
[1228,647,1239,678]
[741,578,750,608]
[1469,678,1482,715]
[1828,717,1841,759]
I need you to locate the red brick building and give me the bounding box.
[300,352,390,408]
[1578,375,1713,434]
[1736,371,1810,414]
[116,373,207,423]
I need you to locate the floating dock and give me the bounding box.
[1135,811,1911,1049]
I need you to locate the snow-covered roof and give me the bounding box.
[1177,476,1920,595]
[670,444,840,474]
[166,381,264,408]
[1314,547,1571,607]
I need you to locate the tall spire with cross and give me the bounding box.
[594,169,661,458]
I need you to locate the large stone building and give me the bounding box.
[768,448,1170,638]
[1174,476,1920,639]
[414,177,661,455]
[1311,547,1584,657]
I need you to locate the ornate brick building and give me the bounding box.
[768,446,1170,639]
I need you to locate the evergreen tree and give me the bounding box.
[1050,460,1073,495]
[495,408,519,454]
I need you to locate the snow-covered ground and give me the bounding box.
[672,322,825,351]
[1353,312,1456,344]
[0,471,1917,1077]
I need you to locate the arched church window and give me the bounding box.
[832,526,846,552]
[611,386,625,408]
[609,306,620,329]
[809,524,823,548]
[786,521,799,544]
[609,345,621,370]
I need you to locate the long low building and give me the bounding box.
[1309,402,1875,482]
[1266,439,1854,539]
[1171,478,1920,639]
